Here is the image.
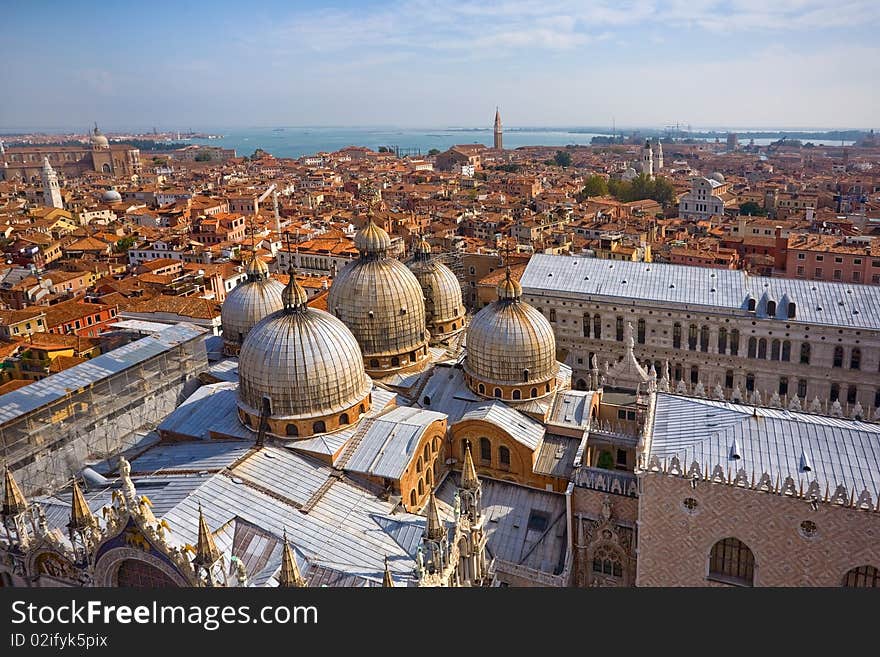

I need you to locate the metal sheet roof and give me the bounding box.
[547,390,595,431]
[521,253,880,330]
[344,406,446,479]
[533,434,582,478]
[129,439,253,474]
[648,393,880,494]
[0,323,207,424]
[460,402,545,450]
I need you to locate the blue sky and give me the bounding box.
[1,0,878,130]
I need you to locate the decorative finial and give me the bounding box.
[425,491,444,540]
[2,463,28,517]
[68,480,94,530]
[382,555,394,587]
[461,441,480,491]
[193,503,221,567]
[278,528,306,587]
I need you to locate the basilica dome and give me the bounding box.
[464,269,559,401]
[408,238,466,345]
[90,126,109,149]
[237,271,372,439]
[327,219,430,377]
[220,256,285,355]
[102,187,122,203]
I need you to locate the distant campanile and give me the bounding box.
[494,107,503,150]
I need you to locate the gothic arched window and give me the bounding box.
[479,437,491,463]
[708,538,755,586]
[843,565,880,588]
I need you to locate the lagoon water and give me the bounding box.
[187,127,609,158]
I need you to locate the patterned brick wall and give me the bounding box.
[636,472,880,586]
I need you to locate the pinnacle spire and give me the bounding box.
[278,528,305,587]
[382,555,394,587]
[461,442,480,491]
[425,491,444,540]
[193,503,221,567]
[68,480,94,530]
[2,464,27,517]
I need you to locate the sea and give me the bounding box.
[182,127,856,159]
[183,127,610,159]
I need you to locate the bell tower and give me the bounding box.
[41,158,63,209]
[494,107,503,150]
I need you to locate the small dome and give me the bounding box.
[237,303,371,425]
[281,270,309,310]
[496,270,522,300]
[354,219,391,256]
[221,269,285,353]
[246,254,269,278]
[414,238,432,256]
[408,253,466,342]
[464,270,558,394]
[709,172,725,183]
[91,126,109,149]
[102,188,122,202]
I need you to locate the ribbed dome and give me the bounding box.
[91,126,109,149]
[408,257,465,327]
[465,272,558,390]
[247,255,269,278]
[354,220,391,256]
[102,188,122,202]
[237,306,371,421]
[496,273,522,301]
[221,268,285,351]
[328,257,428,359]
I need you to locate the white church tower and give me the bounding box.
[652,139,663,172]
[41,157,63,209]
[640,139,653,178]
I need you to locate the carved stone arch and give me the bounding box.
[26,548,79,583]
[94,547,191,587]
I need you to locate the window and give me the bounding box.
[417,479,424,496]
[688,324,698,350]
[339,413,349,425]
[637,318,646,344]
[370,358,379,369]
[730,329,739,355]
[766,300,776,317]
[850,348,861,370]
[512,389,521,400]
[800,343,810,364]
[432,437,439,452]
[787,303,796,319]
[758,338,767,359]
[814,268,823,278]
[391,356,400,367]
[748,337,757,359]
[682,497,699,513]
[312,420,326,434]
[549,309,556,322]
[416,457,423,473]
[582,313,591,338]
[286,423,298,437]
[690,366,699,385]
[830,383,839,402]
[592,549,623,578]
[423,445,430,463]
[847,385,857,404]
[116,559,179,588]
[493,388,502,398]
[833,269,842,280]
[746,374,755,392]
[708,538,755,586]
[725,370,734,388]
[843,565,880,588]
[593,314,601,339]
[478,383,485,394]
[674,364,683,381]
[833,346,843,368]
[530,387,538,398]
[797,379,807,398]
[718,328,727,354]
[672,323,682,349]
[700,325,709,352]
[771,339,780,361]
[781,340,791,362]
[779,377,788,396]
[616,316,624,341]
[499,446,510,470]
[479,437,491,463]
[616,449,627,466]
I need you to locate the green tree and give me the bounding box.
[194,152,213,162]
[739,201,767,216]
[554,150,572,167]
[577,175,608,200]
[427,148,440,156]
[652,177,676,208]
[115,236,137,253]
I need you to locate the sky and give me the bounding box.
[1,0,878,131]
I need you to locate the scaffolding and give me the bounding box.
[0,323,208,495]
